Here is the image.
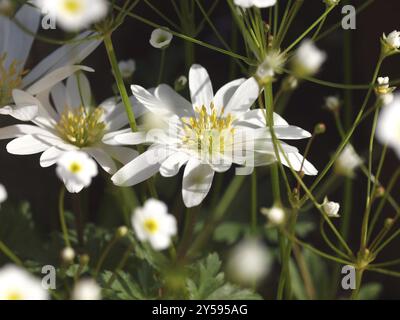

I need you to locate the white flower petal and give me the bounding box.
[22,31,101,88]
[224,77,260,115]
[213,78,245,112]
[182,158,214,208]
[280,152,318,176]
[154,84,194,117]
[160,152,190,177]
[189,64,214,110]
[27,65,94,96]
[112,147,166,186]
[66,72,92,108]
[40,146,65,167]
[83,147,117,174]
[6,135,50,155]
[103,145,139,165]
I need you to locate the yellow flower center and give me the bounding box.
[0,53,25,106]
[144,218,159,234]
[6,290,23,300]
[62,0,83,14]
[69,162,82,173]
[181,104,235,157]
[56,106,106,148]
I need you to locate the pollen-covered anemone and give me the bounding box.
[110,64,317,207]
[0,72,145,174]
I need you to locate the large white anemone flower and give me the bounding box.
[111,64,317,207]
[35,0,108,32]
[376,94,400,158]
[0,264,49,300]
[0,72,145,174]
[0,5,102,120]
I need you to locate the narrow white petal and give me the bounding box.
[22,31,101,88]
[111,147,166,186]
[154,84,194,117]
[40,146,64,167]
[5,5,40,69]
[27,66,93,96]
[0,124,54,140]
[66,72,92,108]
[224,77,260,115]
[213,78,245,112]
[182,158,215,208]
[83,147,117,174]
[6,136,50,155]
[280,152,318,176]
[189,64,214,109]
[103,145,139,165]
[160,152,190,177]
[0,104,38,121]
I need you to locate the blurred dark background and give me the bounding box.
[1,0,399,298]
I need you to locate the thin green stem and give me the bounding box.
[58,187,71,248]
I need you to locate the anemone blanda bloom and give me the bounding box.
[0,265,48,300]
[0,72,145,174]
[0,5,101,121]
[376,94,400,158]
[35,0,108,32]
[234,0,277,8]
[132,199,177,250]
[111,64,317,207]
[56,150,98,193]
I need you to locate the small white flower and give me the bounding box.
[256,50,286,84]
[334,144,363,178]
[35,0,108,31]
[0,265,49,300]
[261,206,285,225]
[381,93,394,105]
[61,247,75,263]
[132,199,177,250]
[321,197,340,218]
[149,29,173,49]
[383,31,400,51]
[227,239,272,286]
[377,77,390,87]
[325,96,341,112]
[292,40,326,76]
[0,184,7,204]
[234,0,276,8]
[56,151,98,193]
[376,94,400,158]
[72,278,101,300]
[118,59,136,79]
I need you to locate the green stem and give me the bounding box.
[157,49,166,85]
[58,187,71,248]
[251,170,258,233]
[0,241,23,266]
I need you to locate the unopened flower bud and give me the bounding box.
[174,75,188,92]
[323,0,340,6]
[321,197,340,218]
[282,75,298,91]
[324,96,341,113]
[79,254,90,266]
[385,218,394,228]
[61,247,75,263]
[116,226,129,238]
[314,123,326,135]
[382,31,400,55]
[261,206,286,225]
[375,186,385,198]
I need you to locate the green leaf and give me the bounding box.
[186,253,262,300]
[100,270,146,300]
[213,222,244,245]
[358,283,382,300]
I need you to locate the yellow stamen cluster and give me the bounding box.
[62,0,83,14]
[6,290,23,300]
[0,53,25,106]
[56,106,106,147]
[181,104,235,156]
[144,218,159,234]
[69,162,82,173]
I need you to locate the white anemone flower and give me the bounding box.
[35,0,108,32]
[0,72,145,174]
[56,151,98,193]
[0,265,49,300]
[227,239,272,286]
[261,206,286,225]
[149,28,173,49]
[0,183,7,204]
[321,197,340,218]
[292,40,326,76]
[383,31,400,51]
[118,59,136,79]
[376,94,400,158]
[234,0,277,8]
[111,64,317,207]
[72,278,101,300]
[334,144,363,178]
[0,5,102,120]
[132,199,177,250]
